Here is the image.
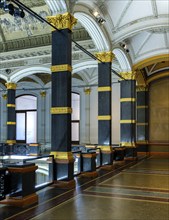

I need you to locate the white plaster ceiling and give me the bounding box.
[0,0,168,86]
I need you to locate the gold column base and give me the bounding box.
[80,171,98,178]
[53,179,76,189]
[0,193,38,207]
[99,164,114,171]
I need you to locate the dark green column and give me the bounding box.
[120,72,137,160]
[136,85,149,153]
[96,52,114,169]
[47,13,77,187]
[6,83,17,146]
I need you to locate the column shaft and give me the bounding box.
[136,86,149,152]
[47,13,77,184]
[96,52,114,166]
[120,72,137,159]
[6,83,17,146]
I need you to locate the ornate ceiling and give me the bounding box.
[0,0,168,88]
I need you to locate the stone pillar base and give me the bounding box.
[0,193,38,207]
[80,171,98,178]
[53,179,76,189]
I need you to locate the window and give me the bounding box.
[72,93,80,144]
[16,95,37,143]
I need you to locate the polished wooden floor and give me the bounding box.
[1,154,169,220]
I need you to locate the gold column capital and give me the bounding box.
[84,88,91,95]
[47,12,77,31]
[5,83,17,90]
[40,91,46,97]
[95,51,115,63]
[120,142,136,147]
[136,85,148,91]
[120,71,136,80]
[2,93,7,99]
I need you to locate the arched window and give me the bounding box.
[72,93,80,144]
[16,95,37,143]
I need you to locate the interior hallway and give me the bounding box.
[1,154,169,220]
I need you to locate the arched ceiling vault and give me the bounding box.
[0,0,168,86]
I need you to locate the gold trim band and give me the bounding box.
[98,146,112,152]
[51,107,72,114]
[6,140,16,144]
[136,123,148,126]
[137,106,148,109]
[98,87,111,92]
[50,151,73,160]
[120,98,136,102]
[121,142,136,147]
[98,115,111,120]
[136,140,148,144]
[120,120,136,123]
[7,104,16,108]
[51,64,72,72]
[7,122,16,125]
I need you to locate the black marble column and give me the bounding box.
[6,83,17,148]
[47,13,77,187]
[136,85,149,153]
[120,72,137,160]
[96,52,114,169]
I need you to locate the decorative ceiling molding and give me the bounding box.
[74,12,110,51]
[133,54,169,70]
[0,28,91,53]
[112,16,169,43]
[113,48,132,72]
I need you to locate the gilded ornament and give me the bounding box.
[95,51,115,63]
[98,115,111,120]
[136,85,148,91]
[50,151,73,160]
[84,88,91,95]
[47,12,77,31]
[51,107,72,114]
[51,64,72,72]
[40,91,46,97]
[120,71,136,80]
[98,86,111,92]
[5,83,17,90]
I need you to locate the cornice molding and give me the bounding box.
[0,28,90,54]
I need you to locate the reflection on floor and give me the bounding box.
[1,154,169,220]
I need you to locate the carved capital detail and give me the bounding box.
[136,85,148,91]
[84,88,91,95]
[95,51,115,63]
[120,71,136,80]
[47,12,77,31]
[5,83,17,90]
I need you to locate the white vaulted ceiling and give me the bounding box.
[0,0,168,86]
